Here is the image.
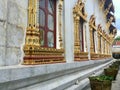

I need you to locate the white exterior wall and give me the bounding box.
[0,0,108,66]
[63,0,75,63]
[0,0,28,66]
[94,0,107,32]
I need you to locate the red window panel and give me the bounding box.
[39,0,56,48]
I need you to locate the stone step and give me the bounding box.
[18,61,112,90]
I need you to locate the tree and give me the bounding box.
[115,36,120,40]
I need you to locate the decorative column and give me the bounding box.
[26,0,39,46]
[108,43,110,55]
[90,27,94,53]
[58,0,63,49]
[106,41,108,54]
[74,16,80,52]
[103,38,105,54]
[104,40,106,54]
[101,37,103,54]
[105,40,107,54]
[97,34,101,53]
[108,43,109,54]
[23,0,40,64]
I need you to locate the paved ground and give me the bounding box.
[83,68,120,90]
[111,69,120,90]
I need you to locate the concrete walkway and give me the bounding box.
[111,69,120,90]
[83,68,120,90]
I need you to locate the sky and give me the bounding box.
[112,0,120,37]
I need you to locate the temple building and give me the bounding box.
[0,0,117,90]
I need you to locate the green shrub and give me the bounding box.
[89,75,113,81]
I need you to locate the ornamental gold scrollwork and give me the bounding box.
[73,0,87,21]
[104,3,112,16]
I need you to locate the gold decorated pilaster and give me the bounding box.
[97,34,101,53]
[73,0,87,22]
[103,38,105,54]
[25,0,40,47]
[28,0,37,27]
[89,15,96,53]
[105,40,107,54]
[74,16,80,51]
[90,27,94,53]
[108,43,110,54]
[106,41,109,55]
[105,41,107,54]
[58,0,63,49]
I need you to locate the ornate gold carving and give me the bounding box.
[58,0,63,49]
[25,0,40,47]
[90,27,94,53]
[103,38,105,54]
[23,46,65,64]
[89,15,96,54]
[23,0,65,65]
[99,0,106,9]
[73,0,88,61]
[97,33,101,53]
[106,16,114,30]
[73,0,87,22]
[74,16,80,51]
[109,34,115,44]
[104,3,112,16]
[90,53,100,60]
[89,15,97,30]
[96,24,113,59]
[74,52,88,61]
